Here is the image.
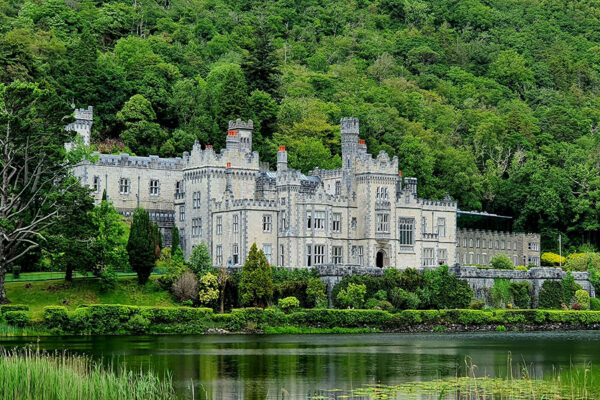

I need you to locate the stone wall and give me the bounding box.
[449,265,595,301]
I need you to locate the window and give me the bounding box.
[335,181,341,195]
[332,246,343,265]
[216,216,222,235]
[438,249,447,265]
[398,218,414,245]
[351,217,357,230]
[476,239,480,248]
[514,242,517,250]
[232,244,239,265]
[437,217,446,237]
[280,245,285,266]
[306,245,312,266]
[469,239,473,248]
[528,242,539,251]
[513,255,518,265]
[192,218,202,237]
[469,253,474,264]
[463,253,467,264]
[149,179,159,196]
[422,217,427,234]
[376,186,388,199]
[314,245,325,264]
[192,192,201,208]
[314,211,325,230]
[352,246,364,266]
[263,244,272,264]
[233,214,239,233]
[495,240,499,249]
[501,240,505,250]
[93,176,100,192]
[482,239,487,249]
[482,254,488,265]
[332,213,342,232]
[216,245,222,265]
[119,178,130,195]
[423,248,435,267]
[306,211,312,229]
[280,212,287,231]
[463,238,468,247]
[376,213,389,233]
[528,256,540,266]
[476,254,480,264]
[179,205,185,221]
[262,214,272,232]
[175,181,183,194]
[507,241,511,250]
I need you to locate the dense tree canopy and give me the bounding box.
[1,0,600,250]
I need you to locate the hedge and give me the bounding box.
[39,305,600,335]
[3,310,29,327]
[0,304,29,314]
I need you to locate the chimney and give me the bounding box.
[226,129,239,150]
[396,170,402,197]
[277,145,288,171]
[358,139,367,155]
[225,162,232,193]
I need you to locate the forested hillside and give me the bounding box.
[1,0,599,250]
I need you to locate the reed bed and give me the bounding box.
[0,348,175,400]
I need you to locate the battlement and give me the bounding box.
[458,228,539,238]
[212,198,277,211]
[186,143,260,170]
[340,117,359,134]
[228,119,253,131]
[74,106,93,121]
[354,150,398,174]
[93,153,183,169]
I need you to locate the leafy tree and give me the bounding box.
[240,243,273,307]
[126,208,156,285]
[198,272,219,306]
[189,241,213,276]
[418,266,473,309]
[336,283,367,309]
[242,26,281,97]
[117,94,165,156]
[490,254,514,270]
[90,200,129,275]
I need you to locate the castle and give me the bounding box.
[71,108,540,269]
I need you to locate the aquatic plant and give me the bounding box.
[0,349,175,400]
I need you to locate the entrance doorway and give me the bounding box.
[376,250,385,268]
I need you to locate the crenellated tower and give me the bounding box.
[340,117,359,170]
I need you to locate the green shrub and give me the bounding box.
[509,281,532,308]
[488,279,511,307]
[364,298,380,309]
[127,314,151,333]
[575,290,590,310]
[374,290,388,301]
[591,297,600,311]
[490,254,514,270]
[278,296,300,313]
[515,266,528,271]
[0,305,29,314]
[11,265,21,279]
[538,280,563,309]
[496,325,507,332]
[470,299,485,310]
[389,287,420,310]
[4,311,29,327]
[565,253,600,272]
[542,252,565,267]
[562,272,582,305]
[198,272,219,306]
[336,283,366,309]
[305,278,327,308]
[43,306,69,331]
[418,266,473,309]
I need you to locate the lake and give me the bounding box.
[1,331,600,399]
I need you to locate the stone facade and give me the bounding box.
[64,106,93,151]
[175,118,457,269]
[456,228,541,267]
[72,153,183,245]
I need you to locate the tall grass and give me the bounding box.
[0,349,175,400]
[0,322,50,337]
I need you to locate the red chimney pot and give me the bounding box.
[206,145,213,149]
[279,145,286,152]
[226,162,231,168]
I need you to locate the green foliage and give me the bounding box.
[490,254,514,270]
[278,296,300,313]
[389,287,420,310]
[0,305,29,314]
[591,297,600,311]
[91,200,130,275]
[336,283,367,309]
[470,299,486,310]
[565,253,600,272]
[126,314,150,334]
[3,311,29,327]
[561,272,582,305]
[538,280,564,309]
[198,273,219,306]
[305,278,327,308]
[509,281,532,309]
[126,208,156,285]
[240,243,273,307]
[188,242,213,277]
[156,248,186,288]
[575,290,590,310]
[542,252,565,267]
[418,266,473,309]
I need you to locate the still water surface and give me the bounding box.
[1,331,600,399]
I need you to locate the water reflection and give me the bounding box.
[1,331,600,399]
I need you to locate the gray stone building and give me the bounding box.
[456,228,541,267]
[69,107,540,269]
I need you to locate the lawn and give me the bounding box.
[5,276,176,321]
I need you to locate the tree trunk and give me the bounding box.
[0,269,8,304]
[220,289,225,314]
[65,265,73,282]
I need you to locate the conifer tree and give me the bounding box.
[126,208,156,284]
[240,243,273,307]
